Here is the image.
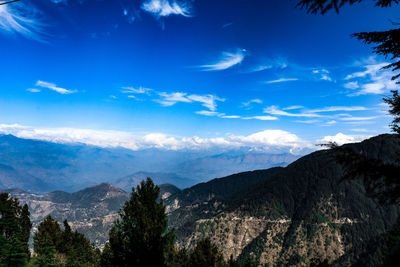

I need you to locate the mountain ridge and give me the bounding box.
[0,134,297,192]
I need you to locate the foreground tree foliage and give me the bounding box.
[0,193,32,267]
[102,178,175,267]
[102,178,241,267]
[0,0,21,6]
[32,216,98,267]
[187,238,224,267]
[384,90,400,134]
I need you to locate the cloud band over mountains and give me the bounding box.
[0,124,370,155]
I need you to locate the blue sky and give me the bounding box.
[0,0,398,153]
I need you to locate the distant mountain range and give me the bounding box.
[3,134,399,265]
[0,134,298,192]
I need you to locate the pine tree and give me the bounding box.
[20,204,32,260]
[32,216,63,267]
[32,217,98,267]
[188,238,224,267]
[103,178,175,267]
[0,193,31,267]
[384,90,400,134]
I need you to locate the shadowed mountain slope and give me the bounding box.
[165,134,400,266]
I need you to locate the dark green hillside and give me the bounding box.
[167,134,400,266]
[165,167,283,211]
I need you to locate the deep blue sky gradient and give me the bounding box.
[0,0,399,147]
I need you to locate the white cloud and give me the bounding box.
[321,74,332,81]
[283,105,304,110]
[0,124,312,154]
[155,92,191,106]
[243,116,278,121]
[26,88,40,93]
[187,94,225,111]
[195,110,220,116]
[156,92,224,111]
[36,80,76,94]
[0,4,44,41]
[220,115,241,119]
[357,83,385,95]
[313,69,332,81]
[344,81,359,89]
[241,99,263,109]
[309,106,367,113]
[195,111,278,121]
[339,116,378,121]
[264,105,321,118]
[294,120,320,124]
[142,0,192,17]
[325,120,337,125]
[318,133,370,146]
[121,86,152,94]
[345,62,397,96]
[265,78,298,84]
[249,65,273,72]
[199,49,246,71]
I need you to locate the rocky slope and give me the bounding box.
[6,183,130,248]
[4,182,182,248]
[165,134,400,266]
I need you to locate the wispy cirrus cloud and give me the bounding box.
[295,119,321,124]
[265,78,298,84]
[198,49,246,71]
[187,94,225,111]
[344,61,397,96]
[195,111,277,121]
[26,88,40,93]
[249,65,273,73]
[264,105,321,118]
[156,92,192,106]
[263,105,375,124]
[156,92,225,111]
[312,68,333,82]
[343,81,359,89]
[0,3,45,41]
[308,106,368,113]
[248,57,288,73]
[243,115,278,121]
[36,80,77,94]
[241,99,263,109]
[141,0,192,17]
[121,86,152,95]
[283,105,304,110]
[338,116,378,121]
